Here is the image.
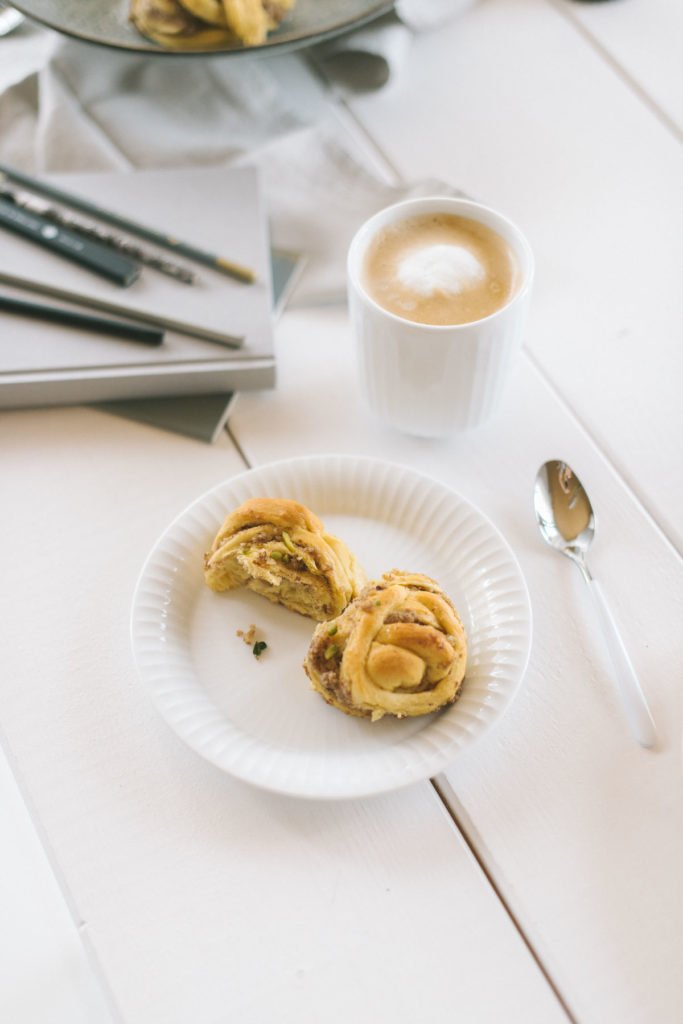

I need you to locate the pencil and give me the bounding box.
[0,294,164,346]
[0,164,256,285]
[0,271,244,350]
[0,183,197,285]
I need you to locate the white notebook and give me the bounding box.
[0,165,275,407]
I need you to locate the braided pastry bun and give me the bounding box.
[203,498,366,621]
[304,571,467,721]
[130,0,295,49]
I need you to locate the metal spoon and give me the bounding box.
[534,459,656,748]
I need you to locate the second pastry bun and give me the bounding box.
[304,570,467,720]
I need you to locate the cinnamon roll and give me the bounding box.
[129,0,236,49]
[221,0,295,46]
[203,498,366,621]
[304,571,467,721]
[130,0,295,49]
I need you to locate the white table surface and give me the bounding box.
[2,2,682,1022]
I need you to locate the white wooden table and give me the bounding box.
[2,2,682,1022]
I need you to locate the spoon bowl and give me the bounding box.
[534,460,595,577]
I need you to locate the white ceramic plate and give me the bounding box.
[131,455,532,799]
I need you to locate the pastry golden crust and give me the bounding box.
[221,0,295,41]
[129,0,236,48]
[130,0,293,48]
[220,0,269,46]
[203,498,366,621]
[304,571,467,721]
[180,0,228,26]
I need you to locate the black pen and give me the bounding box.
[0,294,164,346]
[0,196,140,287]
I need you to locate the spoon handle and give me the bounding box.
[587,579,657,748]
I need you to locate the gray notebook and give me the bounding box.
[0,165,275,408]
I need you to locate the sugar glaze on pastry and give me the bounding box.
[304,571,467,721]
[203,498,366,621]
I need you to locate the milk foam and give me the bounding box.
[397,244,485,296]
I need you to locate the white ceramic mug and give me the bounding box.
[347,196,534,437]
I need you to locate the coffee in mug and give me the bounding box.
[347,197,534,437]
[362,212,521,327]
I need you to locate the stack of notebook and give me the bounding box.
[0,165,302,441]
[99,246,303,442]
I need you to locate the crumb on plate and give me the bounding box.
[236,624,257,645]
